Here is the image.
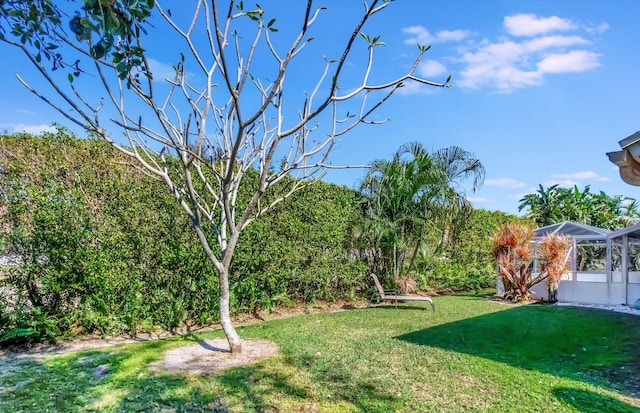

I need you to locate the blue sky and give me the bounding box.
[1,0,639,215]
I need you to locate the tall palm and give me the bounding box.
[360,146,444,277]
[421,144,485,262]
[359,142,485,277]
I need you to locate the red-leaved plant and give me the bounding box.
[492,223,572,302]
[539,234,571,303]
[491,223,540,302]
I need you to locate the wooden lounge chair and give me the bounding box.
[370,273,435,311]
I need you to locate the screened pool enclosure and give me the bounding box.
[525,221,640,306]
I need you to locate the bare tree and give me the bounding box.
[0,0,450,353]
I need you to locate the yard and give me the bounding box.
[1,295,638,412]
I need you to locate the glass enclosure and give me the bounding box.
[628,241,640,283]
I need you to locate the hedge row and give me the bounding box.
[0,130,524,343]
[0,130,365,342]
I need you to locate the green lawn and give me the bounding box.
[1,295,639,412]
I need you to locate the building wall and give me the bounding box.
[529,271,640,305]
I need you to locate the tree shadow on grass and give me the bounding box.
[553,387,639,413]
[396,304,640,399]
[0,336,316,412]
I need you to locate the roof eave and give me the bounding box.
[618,131,640,149]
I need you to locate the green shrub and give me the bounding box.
[0,130,365,342]
[0,130,527,344]
[407,209,531,293]
[0,291,58,345]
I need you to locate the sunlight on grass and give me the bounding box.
[1,296,638,412]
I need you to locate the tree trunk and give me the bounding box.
[406,225,424,276]
[218,267,242,353]
[393,243,398,278]
[191,223,242,354]
[547,283,558,303]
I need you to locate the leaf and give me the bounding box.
[1,327,38,342]
[92,43,107,59]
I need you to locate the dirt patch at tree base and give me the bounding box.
[0,299,367,359]
[149,338,278,375]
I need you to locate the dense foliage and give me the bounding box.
[0,131,526,344]
[1,0,454,353]
[519,184,639,229]
[232,179,367,313]
[0,131,365,343]
[419,209,532,292]
[358,142,449,279]
[356,142,502,292]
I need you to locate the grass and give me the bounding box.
[1,295,639,412]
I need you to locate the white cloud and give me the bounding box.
[544,179,579,188]
[585,22,610,34]
[462,40,523,66]
[435,29,472,42]
[510,192,530,200]
[485,178,527,188]
[2,123,57,134]
[147,58,183,82]
[456,40,540,90]
[403,26,429,44]
[537,50,601,73]
[408,14,605,92]
[523,35,588,53]
[621,198,635,207]
[504,14,576,37]
[459,64,543,91]
[418,60,447,77]
[402,26,471,45]
[551,171,608,181]
[468,197,490,204]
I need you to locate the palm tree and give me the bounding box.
[429,145,485,256]
[360,146,444,278]
[359,142,485,279]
